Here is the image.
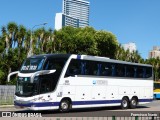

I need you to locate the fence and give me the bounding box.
[0,85,15,105]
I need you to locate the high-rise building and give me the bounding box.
[55,13,79,30]
[63,0,89,27]
[149,46,160,58]
[122,42,137,53]
[55,0,90,30]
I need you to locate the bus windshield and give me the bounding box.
[20,58,45,73]
[16,56,68,97]
[15,77,39,97]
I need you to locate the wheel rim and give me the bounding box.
[61,102,68,110]
[122,99,128,108]
[131,99,137,106]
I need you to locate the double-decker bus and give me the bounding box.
[154,81,160,99]
[8,54,153,112]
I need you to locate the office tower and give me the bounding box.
[149,46,160,58]
[55,0,90,30]
[63,0,89,27]
[55,13,79,30]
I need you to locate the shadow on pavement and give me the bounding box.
[14,105,150,116]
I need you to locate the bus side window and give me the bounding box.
[65,59,81,77]
[91,62,100,76]
[92,62,101,76]
[126,65,134,78]
[111,64,116,76]
[40,78,52,94]
[145,67,152,78]
[80,62,86,75]
[137,67,143,78]
[124,66,127,77]
[116,64,124,77]
[97,63,102,76]
[143,68,146,78]
[134,67,137,78]
[85,61,98,76]
[101,63,112,76]
[44,60,55,70]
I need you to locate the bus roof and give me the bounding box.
[28,54,71,59]
[75,54,152,67]
[28,54,152,67]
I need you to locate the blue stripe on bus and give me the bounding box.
[72,100,121,105]
[77,55,81,59]
[14,101,59,107]
[14,99,153,108]
[139,99,153,102]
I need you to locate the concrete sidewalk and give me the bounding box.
[0,105,26,111]
[0,105,14,108]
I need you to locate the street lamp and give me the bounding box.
[27,22,48,57]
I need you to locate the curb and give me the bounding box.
[0,105,14,108]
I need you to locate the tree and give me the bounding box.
[17,25,26,48]
[46,28,55,53]
[2,22,159,84]
[94,30,118,58]
[7,22,18,48]
[54,26,97,55]
[34,28,45,52]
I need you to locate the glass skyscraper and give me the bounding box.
[63,0,89,27]
[55,0,90,30]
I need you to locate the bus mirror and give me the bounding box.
[7,71,19,82]
[48,70,56,74]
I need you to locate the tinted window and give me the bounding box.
[144,67,152,78]
[101,62,112,76]
[44,58,65,72]
[66,59,100,76]
[65,59,81,76]
[85,61,98,75]
[40,78,52,94]
[116,64,125,77]
[137,67,143,78]
[126,65,135,78]
[65,59,152,79]
[20,58,45,73]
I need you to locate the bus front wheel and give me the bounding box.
[59,99,71,112]
[121,97,129,109]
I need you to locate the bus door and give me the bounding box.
[37,75,52,110]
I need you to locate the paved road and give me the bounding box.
[0,100,160,118]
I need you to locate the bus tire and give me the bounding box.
[59,99,71,112]
[121,97,129,109]
[130,97,138,109]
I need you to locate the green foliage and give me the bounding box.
[94,31,118,58]
[0,70,5,84]
[0,22,159,84]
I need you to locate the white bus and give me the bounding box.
[8,54,153,112]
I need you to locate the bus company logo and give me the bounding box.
[2,112,12,117]
[65,80,70,85]
[93,80,96,85]
[97,80,108,85]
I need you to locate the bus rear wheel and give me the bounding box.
[121,97,129,109]
[59,99,71,112]
[130,97,138,109]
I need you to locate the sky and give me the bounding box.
[0,0,160,59]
